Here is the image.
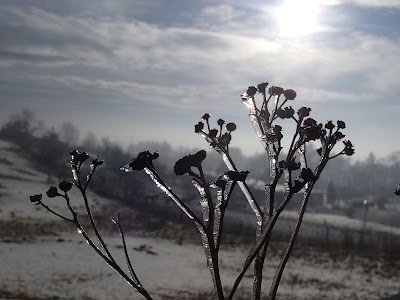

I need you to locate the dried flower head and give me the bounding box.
[194,122,204,133]
[337,120,346,129]
[297,107,311,118]
[246,86,257,97]
[59,181,73,193]
[30,194,42,204]
[226,122,237,132]
[69,150,90,164]
[125,151,159,171]
[268,86,284,96]
[257,82,268,93]
[283,89,297,100]
[201,113,211,121]
[174,150,207,176]
[46,186,59,198]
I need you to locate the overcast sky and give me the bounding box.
[1,0,399,161]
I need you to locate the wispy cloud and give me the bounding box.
[0,2,399,158]
[2,5,399,103]
[339,0,400,8]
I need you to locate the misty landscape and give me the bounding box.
[1,0,400,299]
[1,108,400,299]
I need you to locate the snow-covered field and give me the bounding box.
[0,140,399,300]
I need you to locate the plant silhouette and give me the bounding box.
[30,81,354,300]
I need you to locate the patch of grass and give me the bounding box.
[0,219,73,242]
[0,288,57,300]
[158,289,251,300]
[284,273,346,291]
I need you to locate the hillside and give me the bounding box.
[0,140,400,299]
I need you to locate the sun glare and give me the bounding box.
[275,0,321,37]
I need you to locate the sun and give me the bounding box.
[275,0,321,37]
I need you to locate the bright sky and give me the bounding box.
[1,0,399,160]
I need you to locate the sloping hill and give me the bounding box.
[1,139,400,300]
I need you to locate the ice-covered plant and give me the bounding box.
[30,81,354,300]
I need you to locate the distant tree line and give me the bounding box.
[1,110,399,212]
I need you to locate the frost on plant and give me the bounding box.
[30,81,354,300]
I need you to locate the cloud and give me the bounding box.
[332,0,400,8]
[1,3,400,114]
[0,1,399,160]
[201,4,236,22]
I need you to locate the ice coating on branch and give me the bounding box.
[264,183,272,216]
[193,180,209,224]
[267,143,278,180]
[249,114,268,149]
[241,94,256,113]
[213,189,223,246]
[272,95,280,116]
[144,167,194,220]
[72,168,79,181]
[196,224,217,289]
[283,168,291,195]
[222,180,233,205]
[298,144,307,169]
[221,153,263,228]
[265,131,280,216]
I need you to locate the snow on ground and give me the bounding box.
[1,140,400,299]
[281,211,400,236]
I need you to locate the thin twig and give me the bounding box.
[112,214,143,286]
[63,193,153,300]
[39,201,74,223]
[78,186,117,264]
